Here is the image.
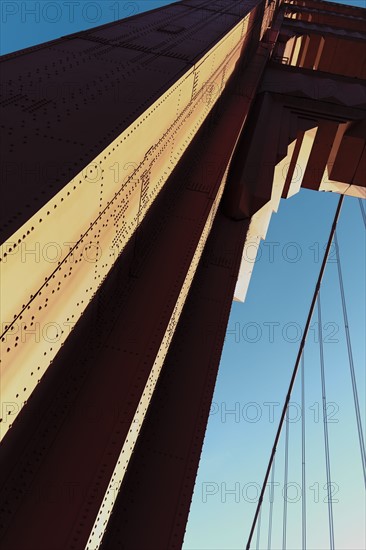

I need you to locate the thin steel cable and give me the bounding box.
[334,230,366,486]
[282,411,289,549]
[359,198,366,229]
[267,457,276,550]
[245,195,344,549]
[256,506,262,550]
[318,293,335,550]
[301,351,307,550]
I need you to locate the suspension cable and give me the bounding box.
[282,410,289,549]
[334,230,366,486]
[359,198,366,229]
[245,194,344,549]
[317,292,335,550]
[255,505,262,550]
[301,351,307,550]
[267,457,276,550]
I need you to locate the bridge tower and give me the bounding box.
[0,1,365,548]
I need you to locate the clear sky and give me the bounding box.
[1,1,365,549]
[184,189,366,550]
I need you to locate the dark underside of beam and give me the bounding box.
[101,208,249,550]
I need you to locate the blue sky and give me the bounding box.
[184,189,365,549]
[0,0,180,54]
[1,1,365,548]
